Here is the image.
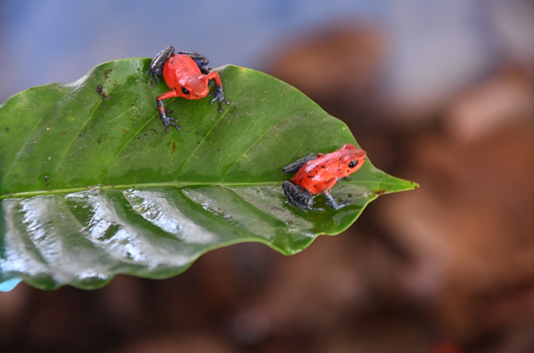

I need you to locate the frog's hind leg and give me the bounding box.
[178,50,211,74]
[282,181,323,212]
[282,153,317,174]
[146,45,175,89]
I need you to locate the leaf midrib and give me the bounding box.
[0,178,408,200]
[0,181,280,199]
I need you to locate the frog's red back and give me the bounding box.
[291,144,366,194]
[162,54,209,99]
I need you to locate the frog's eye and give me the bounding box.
[348,160,358,168]
[181,87,190,95]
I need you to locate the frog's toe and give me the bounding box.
[209,87,230,113]
[145,71,161,90]
[210,95,230,113]
[337,199,352,209]
[323,190,351,210]
[209,96,220,106]
[161,116,181,133]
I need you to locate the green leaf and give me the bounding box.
[0,59,417,290]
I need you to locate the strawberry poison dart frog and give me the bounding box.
[145,45,230,132]
[282,144,367,211]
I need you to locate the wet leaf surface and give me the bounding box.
[0,59,416,289]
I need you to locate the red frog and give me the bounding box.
[282,144,367,211]
[145,45,230,132]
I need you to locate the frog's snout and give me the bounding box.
[194,86,210,99]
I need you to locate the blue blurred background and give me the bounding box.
[0,0,383,98]
[2,1,534,352]
[2,0,533,112]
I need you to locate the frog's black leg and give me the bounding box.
[282,181,323,212]
[205,71,231,112]
[177,50,211,74]
[323,190,351,210]
[282,153,318,174]
[156,90,181,133]
[146,45,175,89]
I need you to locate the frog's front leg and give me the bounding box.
[283,153,317,174]
[282,181,323,212]
[322,190,352,210]
[206,71,231,112]
[322,178,351,210]
[156,90,180,133]
[146,45,175,89]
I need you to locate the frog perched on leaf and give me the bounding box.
[146,46,230,132]
[282,144,367,211]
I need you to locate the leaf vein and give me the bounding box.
[109,98,176,165]
[175,69,244,176]
[1,93,64,190]
[221,112,293,181]
[55,100,103,170]
[176,101,233,176]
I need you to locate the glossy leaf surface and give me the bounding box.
[0,59,416,289]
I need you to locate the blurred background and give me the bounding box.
[1,0,534,352]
